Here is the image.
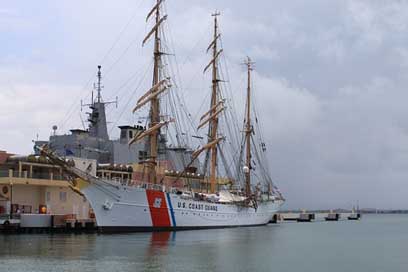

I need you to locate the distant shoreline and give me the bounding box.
[280,209,408,214]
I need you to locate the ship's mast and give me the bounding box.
[81,65,117,141]
[209,12,220,194]
[244,57,254,198]
[185,12,224,193]
[129,0,170,184]
[97,65,102,103]
[148,0,162,184]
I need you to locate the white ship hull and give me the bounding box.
[81,182,283,232]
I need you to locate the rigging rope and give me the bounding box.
[59,0,144,131]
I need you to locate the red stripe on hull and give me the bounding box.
[146,190,171,227]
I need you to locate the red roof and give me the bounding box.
[0,151,11,164]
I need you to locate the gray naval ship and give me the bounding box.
[35,66,195,172]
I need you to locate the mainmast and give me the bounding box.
[244,57,254,198]
[129,0,171,184]
[209,12,220,194]
[200,12,224,194]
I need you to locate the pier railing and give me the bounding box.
[0,170,9,178]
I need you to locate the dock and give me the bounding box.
[297,213,315,222]
[0,214,96,234]
[0,211,363,233]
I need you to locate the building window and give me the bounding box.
[129,130,133,140]
[120,129,126,139]
[59,192,67,202]
[23,205,32,214]
[138,151,148,160]
[46,191,51,202]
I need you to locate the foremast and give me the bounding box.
[128,0,172,184]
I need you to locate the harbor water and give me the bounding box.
[0,214,406,272]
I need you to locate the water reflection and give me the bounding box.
[1,217,407,272]
[143,232,174,271]
[0,225,281,271]
[0,234,99,258]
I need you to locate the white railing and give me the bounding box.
[101,176,133,187]
[138,182,165,191]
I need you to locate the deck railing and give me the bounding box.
[0,169,66,181]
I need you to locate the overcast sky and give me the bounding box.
[1,0,408,209]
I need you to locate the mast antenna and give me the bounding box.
[96,65,103,103]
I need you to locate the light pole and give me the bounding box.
[9,181,13,219]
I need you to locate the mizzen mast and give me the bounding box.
[244,57,254,198]
[129,0,171,184]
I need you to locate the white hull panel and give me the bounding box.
[82,183,282,231]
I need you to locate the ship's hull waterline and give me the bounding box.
[80,182,282,232]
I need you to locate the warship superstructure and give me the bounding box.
[35,66,195,171]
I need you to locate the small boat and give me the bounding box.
[348,207,361,220]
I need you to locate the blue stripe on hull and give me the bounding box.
[166,193,176,227]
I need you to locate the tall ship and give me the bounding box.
[38,1,284,232]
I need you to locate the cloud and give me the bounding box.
[2,0,408,209]
[254,76,321,138]
[0,68,83,154]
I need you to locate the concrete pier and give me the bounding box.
[276,212,362,223]
[297,213,315,222]
[325,213,340,221]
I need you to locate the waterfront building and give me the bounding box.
[0,153,131,220]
